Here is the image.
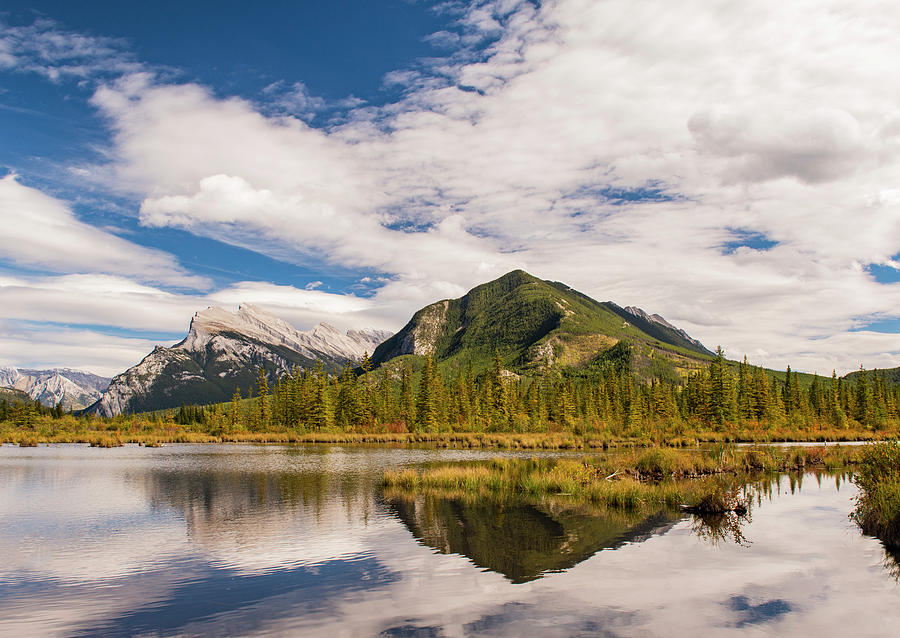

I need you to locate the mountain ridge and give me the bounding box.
[90,304,391,416]
[0,366,110,410]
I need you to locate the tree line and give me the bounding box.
[0,398,67,427]
[161,346,900,435]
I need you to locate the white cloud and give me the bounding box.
[688,106,871,184]
[8,0,900,374]
[0,320,160,378]
[0,18,141,82]
[0,175,207,289]
[261,81,328,120]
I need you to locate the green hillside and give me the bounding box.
[371,270,713,380]
[844,367,900,387]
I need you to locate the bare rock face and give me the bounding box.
[90,305,392,417]
[396,300,449,357]
[0,366,110,410]
[370,300,451,364]
[621,306,710,354]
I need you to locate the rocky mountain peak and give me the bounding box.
[623,306,677,331]
[90,304,393,416]
[0,366,110,410]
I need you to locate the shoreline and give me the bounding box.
[1,429,887,449]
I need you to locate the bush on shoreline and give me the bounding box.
[853,441,900,549]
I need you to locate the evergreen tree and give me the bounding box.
[855,365,872,427]
[310,361,331,430]
[400,364,415,431]
[828,371,845,428]
[255,366,270,431]
[416,356,439,432]
[707,347,735,426]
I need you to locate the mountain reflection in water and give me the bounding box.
[386,494,680,583]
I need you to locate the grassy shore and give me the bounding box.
[0,419,889,449]
[853,441,900,549]
[383,445,860,512]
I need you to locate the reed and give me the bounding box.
[852,441,900,549]
[17,434,39,447]
[383,445,861,512]
[87,433,123,448]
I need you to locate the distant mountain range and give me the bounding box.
[5,271,718,417]
[0,367,110,410]
[90,304,391,416]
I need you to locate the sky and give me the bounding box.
[1,0,900,377]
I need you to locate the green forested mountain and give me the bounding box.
[371,270,712,380]
[844,366,900,387]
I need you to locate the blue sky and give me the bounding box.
[0,0,449,292]
[2,0,900,376]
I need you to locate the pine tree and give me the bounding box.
[254,366,270,431]
[400,364,415,431]
[737,356,752,420]
[416,356,438,432]
[855,365,872,427]
[487,350,510,430]
[311,361,330,430]
[707,347,735,426]
[828,371,845,428]
[360,352,374,426]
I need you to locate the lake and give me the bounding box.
[0,444,897,637]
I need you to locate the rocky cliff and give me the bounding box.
[90,304,390,416]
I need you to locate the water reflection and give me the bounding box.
[1,445,899,637]
[142,468,378,574]
[386,493,679,583]
[691,509,752,547]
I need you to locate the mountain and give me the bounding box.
[371,270,712,378]
[0,367,110,410]
[843,366,900,386]
[387,494,679,583]
[90,304,391,417]
[614,305,713,356]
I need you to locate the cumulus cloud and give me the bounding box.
[688,106,873,184]
[0,175,208,289]
[8,0,900,374]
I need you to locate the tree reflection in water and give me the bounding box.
[690,509,752,547]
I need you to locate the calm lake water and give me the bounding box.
[0,443,897,637]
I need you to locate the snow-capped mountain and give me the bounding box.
[0,367,110,410]
[90,304,392,417]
